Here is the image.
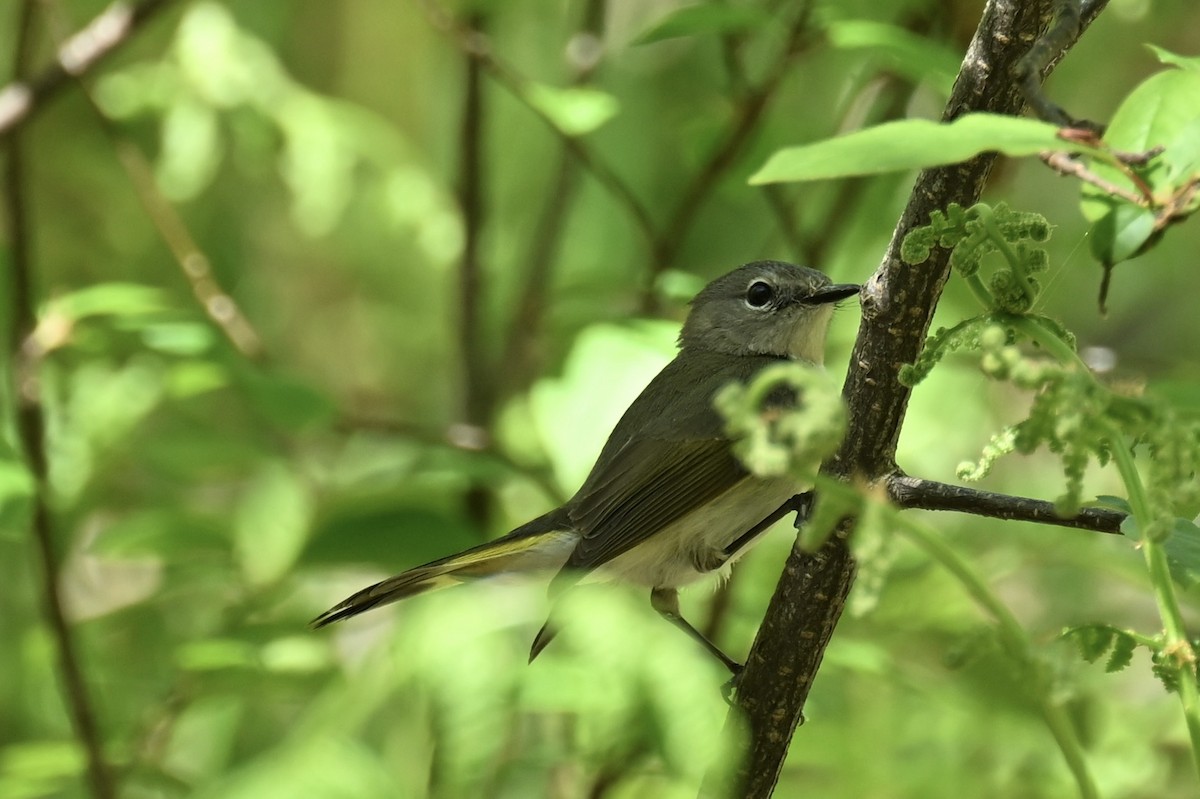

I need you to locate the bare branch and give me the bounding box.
[729,2,1111,795]
[4,4,116,798]
[457,11,492,528]
[0,0,174,140]
[887,475,1126,534]
[419,0,659,249]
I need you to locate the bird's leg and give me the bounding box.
[650,587,742,674]
[720,491,813,560]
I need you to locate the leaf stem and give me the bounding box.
[974,204,1038,305]
[1006,314,1083,368]
[965,273,995,310]
[1101,421,1200,777]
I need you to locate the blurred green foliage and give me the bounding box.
[2,1,1200,798]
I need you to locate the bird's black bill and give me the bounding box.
[806,283,861,305]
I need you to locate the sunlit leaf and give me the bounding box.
[141,321,217,355]
[1147,44,1200,72]
[1080,66,1200,266]
[525,84,619,136]
[177,639,259,671]
[750,114,1092,184]
[0,741,84,798]
[49,283,168,321]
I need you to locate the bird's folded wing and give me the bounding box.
[564,436,746,571]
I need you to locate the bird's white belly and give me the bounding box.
[598,476,801,589]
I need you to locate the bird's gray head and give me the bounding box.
[679,261,860,362]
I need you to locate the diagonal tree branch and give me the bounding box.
[4,4,116,798]
[0,0,174,140]
[886,474,1126,534]
[728,2,1111,795]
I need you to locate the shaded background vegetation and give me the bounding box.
[2,1,1199,797]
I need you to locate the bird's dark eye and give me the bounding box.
[745,280,774,308]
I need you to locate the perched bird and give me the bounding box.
[314,261,860,671]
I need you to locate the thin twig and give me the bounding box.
[498,0,606,399]
[34,0,264,360]
[419,0,658,249]
[457,11,491,528]
[4,4,115,798]
[1041,151,1147,206]
[643,2,816,309]
[0,0,174,140]
[886,474,1126,534]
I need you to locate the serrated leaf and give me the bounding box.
[525,84,619,136]
[1105,632,1137,672]
[1062,624,1115,663]
[750,114,1095,185]
[633,5,771,45]
[1163,517,1200,588]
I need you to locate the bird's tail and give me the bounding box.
[311,509,574,627]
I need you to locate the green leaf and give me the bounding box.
[140,321,217,355]
[1163,517,1200,588]
[236,367,336,431]
[1147,44,1200,72]
[1089,494,1132,514]
[49,283,168,321]
[525,84,619,137]
[1087,201,1157,266]
[1062,624,1116,663]
[824,20,958,95]
[0,741,84,797]
[633,4,771,45]
[1106,632,1137,673]
[94,509,228,558]
[234,463,314,586]
[1080,66,1200,260]
[750,114,1091,184]
[303,504,478,569]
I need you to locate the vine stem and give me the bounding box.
[896,513,1098,799]
[1101,420,1200,777]
[974,204,1039,306]
[1011,305,1200,778]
